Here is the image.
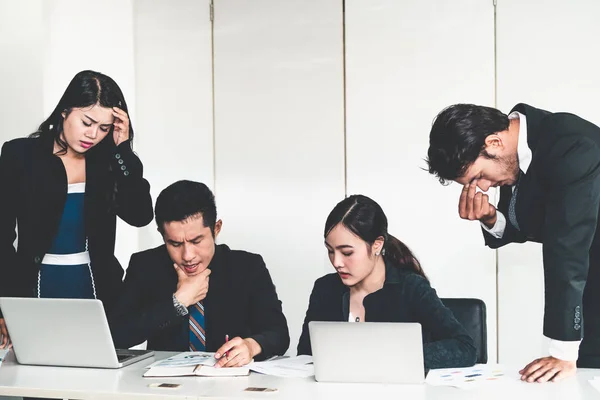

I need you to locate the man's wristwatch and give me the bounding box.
[172,293,189,316]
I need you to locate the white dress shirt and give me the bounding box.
[480,111,581,361]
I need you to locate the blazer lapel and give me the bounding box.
[177,316,189,351]
[30,139,68,255]
[159,247,189,352]
[508,103,550,240]
[203,245,224,350]
[84,150,108,245]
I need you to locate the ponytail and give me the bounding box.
[384,234,427,280]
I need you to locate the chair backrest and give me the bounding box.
[441,298,487,364]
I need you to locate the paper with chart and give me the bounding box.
[250,355,314,378]
[426,364,506,388]
[144,351,250,377]
[145,351,217,369]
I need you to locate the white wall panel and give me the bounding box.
[213,0,345,354]
[0,0,43,143]
[496,0,600,364]
[133,0,214,251]
[345,0,497,361]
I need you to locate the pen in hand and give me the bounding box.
[224,334,229,359]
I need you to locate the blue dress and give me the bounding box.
[37,182,95,299]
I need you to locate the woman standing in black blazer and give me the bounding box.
[297,195,476,369]
[0,70,153,348]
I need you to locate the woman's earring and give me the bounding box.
[375,251,380,256]
[382,248,386,256]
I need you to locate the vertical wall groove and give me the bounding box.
[211,0,217,193]
[342,0,348,197]
[493,0,500,363]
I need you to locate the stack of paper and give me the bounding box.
[589,376,600,392]
[144,352,250,377]
[250,355,314,378]
[426,364,507,389]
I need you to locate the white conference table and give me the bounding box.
[0,351,599,400]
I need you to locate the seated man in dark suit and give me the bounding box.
[109,180,290,367]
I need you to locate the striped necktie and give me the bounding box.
[508,171,523,231]
[189,301,206,351]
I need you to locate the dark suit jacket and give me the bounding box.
[109,244,290,361]
[483,103,600,341]
[0,136,153,316]
[297,263,477,370]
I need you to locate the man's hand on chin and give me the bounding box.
[519,356,576,383]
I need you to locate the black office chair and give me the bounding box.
[441,298,487,364]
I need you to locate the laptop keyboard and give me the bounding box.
[116,349,149,362]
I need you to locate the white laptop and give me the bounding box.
[308,321,425,384]
[0,297,154,368]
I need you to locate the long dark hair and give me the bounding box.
[30,70,134,155]
[324,194,427,279]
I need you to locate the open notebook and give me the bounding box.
[143,351,250,377]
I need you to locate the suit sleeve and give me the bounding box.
[539,136,600,341]
[247,256,290,360]
[296,280,323,356]
[408,275,477,369]
[110,141,153,227]
[108,253,183,349]
[0,142,19,318]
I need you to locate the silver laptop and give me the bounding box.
[309,321,425,384]
[0,297,154,368]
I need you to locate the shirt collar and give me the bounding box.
[509,111,532,174]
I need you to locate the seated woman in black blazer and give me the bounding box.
[297,195,476,369]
